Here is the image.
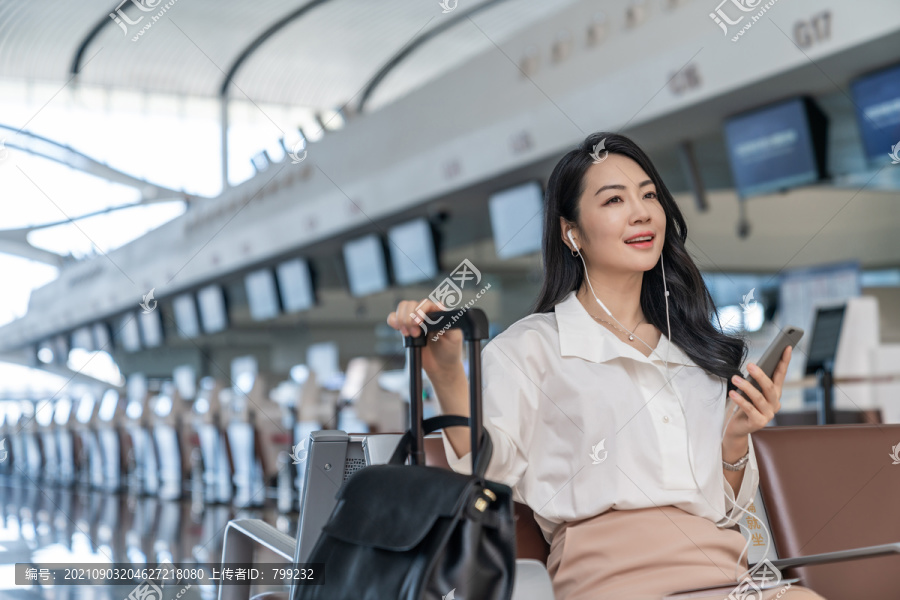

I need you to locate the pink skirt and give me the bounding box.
[546,506,827,600]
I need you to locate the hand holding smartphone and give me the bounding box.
[736,326,804,401]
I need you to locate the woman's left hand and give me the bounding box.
[724,346,792,440]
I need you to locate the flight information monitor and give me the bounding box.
[387,218,439,285]
[198,284,229,334]
[343,234,390,297]
[245,268,281,321]
[488,181,544,259]
[851,62,900,161]
[119,314,142,353]
[804,305,846,375]
[724,97,828,198]
[277,258,315,312]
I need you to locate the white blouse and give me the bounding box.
[441,290,759,543]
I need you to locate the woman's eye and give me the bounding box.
[604,192,656,205]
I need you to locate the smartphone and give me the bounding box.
[738,326,804,400]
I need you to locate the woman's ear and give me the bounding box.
[560,217,576,252]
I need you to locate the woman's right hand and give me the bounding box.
[386,298,464,382]
[388,299,471,458]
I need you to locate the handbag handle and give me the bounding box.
[387,415,494,479]
[404,308,489,472]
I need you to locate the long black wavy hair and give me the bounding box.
[531,132,747,386]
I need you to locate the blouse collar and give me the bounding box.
[554,290,696,367]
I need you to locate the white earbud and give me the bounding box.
[567,229,578,253]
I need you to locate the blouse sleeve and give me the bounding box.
[719,434,760,528]
[439,336,539,488]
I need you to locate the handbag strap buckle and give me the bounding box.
[474,487,497,512]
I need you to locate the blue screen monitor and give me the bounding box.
[120,314,142,353]
[388,218,439,285]
[488,181,544,259]
[343,234,389,297]
[850,63,900,161]
[198,284,228,334]
[245,269,281,321]
[173,293,201,339]
[276,258,315,312]
[139,309,164,348]
[93,322,112,351]
[723,97,828,198]
[805,305,846,375]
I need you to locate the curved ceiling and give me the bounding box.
[0,0,579,111]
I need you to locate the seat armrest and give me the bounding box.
[218,524,555,600]
[219,519,295,600]
[664,543,900,598]
[512,559,555,600]
[769,542,900,570]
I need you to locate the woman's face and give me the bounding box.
[564,153,667,275]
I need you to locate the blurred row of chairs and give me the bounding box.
[0,357,407,512]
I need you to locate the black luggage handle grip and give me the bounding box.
[403,308,489,471]
[404,307,489,346]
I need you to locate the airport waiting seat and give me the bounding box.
[773,408,881,426]
[219,434,555,600]
[751,424,900,599]
[502,424,900,599]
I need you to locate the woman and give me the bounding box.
[387,133,825,600]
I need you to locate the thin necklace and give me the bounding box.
[591,314,644,342]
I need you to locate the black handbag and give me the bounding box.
[292,308,516,600]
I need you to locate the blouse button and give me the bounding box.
[662,415,669,423]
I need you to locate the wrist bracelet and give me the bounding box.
[723,450,750,471]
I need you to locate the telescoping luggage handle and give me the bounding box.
[403,308,489,470]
